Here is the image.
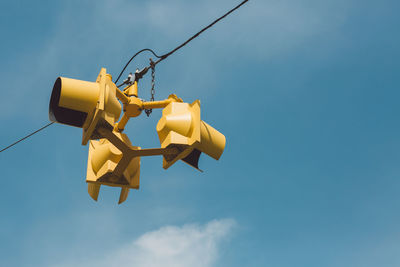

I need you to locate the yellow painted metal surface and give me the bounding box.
[141,94,183,110]
[49,68,122,145]
[156,100,226,170]
[199,121,226,160]
[58,77,99,114]
[82,69,121,145]
[49,67,226,204]
[124,81,138,97]
[114,94,182,132]
[86,132,140,204]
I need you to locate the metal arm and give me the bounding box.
[114,87,183,132]
[97,127,179,178]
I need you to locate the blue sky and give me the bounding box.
[1,0,400,266]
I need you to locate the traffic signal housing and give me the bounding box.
[86,132,140,204]
[48,67,226,204]
[49,68,121,145]
[156,100,226,170]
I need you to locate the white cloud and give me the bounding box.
[54,218,236,267]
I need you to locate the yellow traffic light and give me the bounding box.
[156,100,226,170]
[48,67,226,203]
[86,132,140,204]
[49,68,121,145]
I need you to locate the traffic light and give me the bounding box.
[156,100,226,170]
[49,68,121,145]
[48,67,226,203]
[86,132,140,204]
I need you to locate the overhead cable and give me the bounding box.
[1,0,249,153]
[0,122,54,153]
[115,0,249,84]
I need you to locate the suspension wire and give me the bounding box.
[116,0,249,83]
[156,0,248,65]
[1,0,249,153]
[114,48,162,84]
[0,122,55,153]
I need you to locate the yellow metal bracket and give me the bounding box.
[114,91,183,132]
[97,127,179,178]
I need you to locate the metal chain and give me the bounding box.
[145,58,156,117]
[150,59,155,102]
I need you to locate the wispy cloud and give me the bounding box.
[54,218,236,267]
